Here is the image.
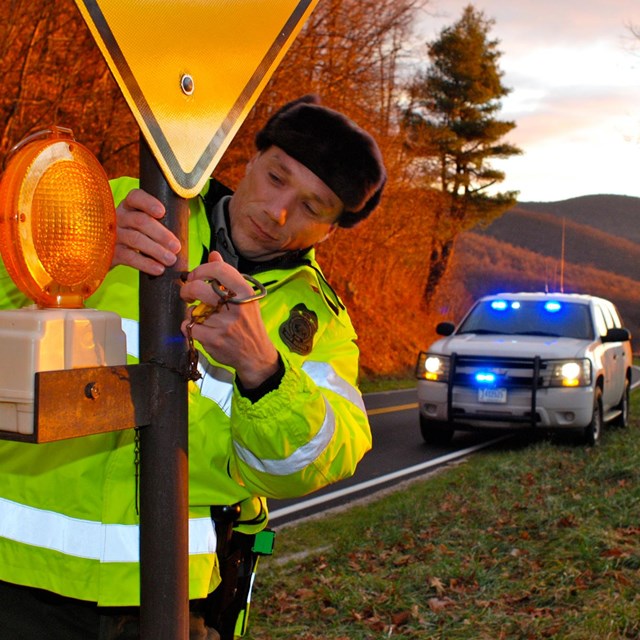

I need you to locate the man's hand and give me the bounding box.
[180,252,280,389]
[112,189,181,275]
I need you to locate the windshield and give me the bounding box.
[458,299,594,340]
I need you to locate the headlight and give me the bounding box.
[547,359,591,387]
[415,352,450,381]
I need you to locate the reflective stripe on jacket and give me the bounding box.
[0,177,371,605]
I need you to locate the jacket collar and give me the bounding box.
[208,193,312,275]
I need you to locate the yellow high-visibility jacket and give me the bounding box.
[0,178,371,606]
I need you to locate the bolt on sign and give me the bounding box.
[74,0,319,198]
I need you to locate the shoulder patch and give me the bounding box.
[279,303,319,356]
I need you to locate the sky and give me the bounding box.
[415,0,640,202]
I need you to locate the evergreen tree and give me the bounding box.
[403,4,522,302]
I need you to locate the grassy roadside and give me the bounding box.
[246,392,640,639]
[359,375,416,394]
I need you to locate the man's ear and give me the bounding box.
[245,152,260,175]
[318,223,339,244]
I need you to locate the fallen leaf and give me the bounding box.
[428,597,455,612]
[393,554,412,566]
[556,515,578,528]
[429,576,446,595]
[391,610,411,626]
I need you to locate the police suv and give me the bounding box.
[415,292,633,446]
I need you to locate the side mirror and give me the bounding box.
[436,321,455,336]
[602,327,631,343]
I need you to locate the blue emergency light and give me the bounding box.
[475,372,497,384]
[490,300,521,311]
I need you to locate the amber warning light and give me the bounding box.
[0,126,116,308]
[0,128,126,438]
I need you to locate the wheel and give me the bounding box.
[582,387,603,446]
[419,414,454,445]
[611,378,630,428]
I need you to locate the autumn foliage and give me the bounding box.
[1,1,636,380]
[0,0,441,377]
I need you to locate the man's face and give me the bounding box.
[228,147,343,262]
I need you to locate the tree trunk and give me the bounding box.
[424,238,454,303]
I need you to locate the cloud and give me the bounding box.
[507,87,640,147]
[420,0,640,200]
[467,0,637,46]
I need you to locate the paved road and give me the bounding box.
[268,388,501,527]
[269,366,640,527]
[632,365,640,388]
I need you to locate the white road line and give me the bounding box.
[269,436,508,521]
[271,371,640,523]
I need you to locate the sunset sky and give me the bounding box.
[416,0,640,202]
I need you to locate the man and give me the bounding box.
[0,95,385,638]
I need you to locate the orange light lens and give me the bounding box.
[0,129,116,308]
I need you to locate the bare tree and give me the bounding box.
[0,0,138,175]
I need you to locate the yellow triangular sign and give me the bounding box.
[74,0,319,198]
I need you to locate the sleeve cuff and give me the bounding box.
[235,353,286,403]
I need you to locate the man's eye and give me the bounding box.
[268,172,284,185]
[303,202,319,216]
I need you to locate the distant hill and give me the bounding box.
[516,194,640,243]
[450,194,640,343]
[474,206,640,282]
[452,232,640,341]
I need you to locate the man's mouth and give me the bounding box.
[251,218,278,242]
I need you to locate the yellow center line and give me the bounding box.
[367,402,418,416]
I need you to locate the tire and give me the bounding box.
[582,387,603,446]
[611,378,630,428]
[419,414,454,445]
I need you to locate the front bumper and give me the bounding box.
[418,381,594,429]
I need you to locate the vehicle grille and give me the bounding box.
[446,353,543,427]
[451,354,547,389]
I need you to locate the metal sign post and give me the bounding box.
[138,139,191,638]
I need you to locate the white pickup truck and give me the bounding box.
[415,292,633,446]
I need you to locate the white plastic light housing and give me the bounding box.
[0,307,126,434]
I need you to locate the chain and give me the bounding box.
[184,281,237,381]
[184,329,203,381]
[132,279,260,507]
[153,275,265,382]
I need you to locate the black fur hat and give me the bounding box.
[255,95,386,227]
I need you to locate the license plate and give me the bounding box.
[478,388,507,403]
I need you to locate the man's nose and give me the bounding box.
[267,199,289,226]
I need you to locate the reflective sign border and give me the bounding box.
[74,0,318,197]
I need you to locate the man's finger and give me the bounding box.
[120,189,165,217]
